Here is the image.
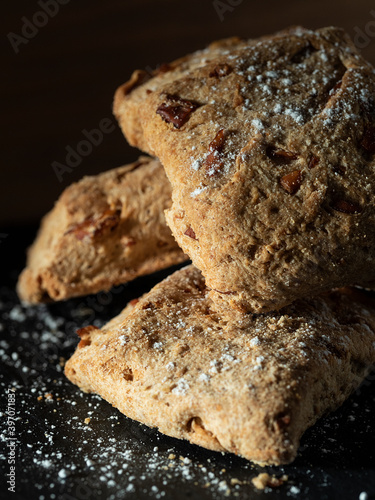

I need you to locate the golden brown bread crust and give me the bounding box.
[17,157,187,303]
[65,265,375,465]
[114,26,375,315]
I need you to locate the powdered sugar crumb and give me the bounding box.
[191,186,207,198]
[172,378,189,395]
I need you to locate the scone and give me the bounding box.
[114,26,375,314]
[18,157,187,303]
[113,36,249,153]
[65,265,375,465]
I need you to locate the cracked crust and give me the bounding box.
[65,265,375,465]
[114,26,375,314]
[17,157,187,303]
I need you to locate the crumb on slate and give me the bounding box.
[252,472,288,490]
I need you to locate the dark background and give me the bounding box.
[2,0,375,228]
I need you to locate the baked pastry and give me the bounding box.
[18,157,187,303]
[65,265,375,465]
[113,36,248,152]
[114,26,375,314]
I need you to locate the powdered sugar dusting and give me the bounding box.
[190,186,207,197]
[171,378,189,395]
[1,269,375,498]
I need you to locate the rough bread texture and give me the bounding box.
[113,36,248,152]
[65,265,375,465]
[115,26,375,314]
[18,157,187,303]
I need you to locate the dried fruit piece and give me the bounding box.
[211,288,235,295]
[275,413,291,430]
[204,152,225,176]
[280,170,302,194]
[361,125,375,154]
[65,219,94,240]
[184,227,197,240]
[308,154,320,169]
[331,199,362,214]
[65,209,121,241]
[266,146,298,164]
[209,63,232,78]
[121,236,137,248]
[77,325,99,337]
[77,325,99,348]
[208,128,226,153]
[78,338,91,348]
[156,94,200,129]
[87,209,121,236]
[204,129,227,177]
[129,298,139,307]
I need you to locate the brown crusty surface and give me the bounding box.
[114,26,375,315]
[65,265,375,465]
[113,36,248,152]
[17,157,187,303]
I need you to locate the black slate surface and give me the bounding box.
[0,228,375,500]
